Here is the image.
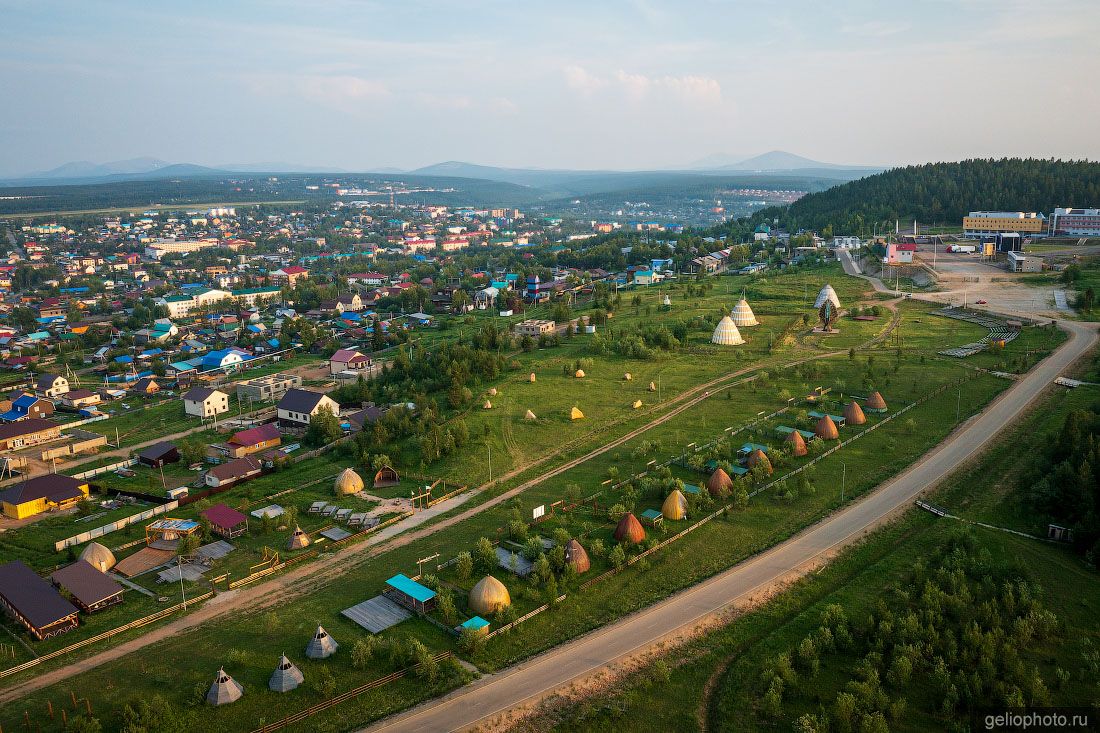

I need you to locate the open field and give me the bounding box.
[0,261,1048,732]
[495,384,1100,733]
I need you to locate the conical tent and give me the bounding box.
[747,449,773,475]
[79,542,116,572]
[623,372,632,381]
[843,401,866,426]
[564,539,590,574]
[483,400,492,409]
[707,468,734,497]
[814,284,841,310]
[305,625,338,659]
[815,414,840,440]
[662,490,688,521]
[575,369,585,378]
[785,430,808,457]
[529,372,536,383]
[206,668,244,706]
[711,316,746,346]
[570,407,585,420]
[269,654,304,693]
[614,513,646,544]
[469,575,512,616]
[488,387,498,396]
[663,294,671,307]
[334,468,364,495]
[632,400,643,409]
[287,525,310,551]
[865,391,888,412]
[648,381,657,392]
[524,409,537,420]
[731,298,760,327]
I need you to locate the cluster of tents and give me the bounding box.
[712,296,760,346]
[206,625,338,705]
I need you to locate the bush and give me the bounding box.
[609,544,626,568]
[312,665,337,698]
[455,551,473,582]
[351,637,376,669]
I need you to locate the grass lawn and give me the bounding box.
[502,386,1100,733]
[0,261,1045,732]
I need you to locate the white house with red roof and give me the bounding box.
[271,265,309,286]
[886,242,916,265]
[329,348,371,375]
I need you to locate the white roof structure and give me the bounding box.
[711,316,746,346]
[206,668,244,705]
[731,298,759,327]
[305,625,338,659]
[814,284,841,310]
[79,542,116,572]
[269,654,304,692]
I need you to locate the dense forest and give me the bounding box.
[754,159,1100,235]
[1027,401,1100,559]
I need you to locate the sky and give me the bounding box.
[2,0,1099,175]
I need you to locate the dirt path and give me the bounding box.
[363,319,1096,733]
[0,348,847,702]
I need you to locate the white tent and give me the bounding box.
[269,654,304,693]
[731,298,759,327]
[305,625,338,659]
[711,316,746,346]
[814,284,841,310]
[206,668,244,705]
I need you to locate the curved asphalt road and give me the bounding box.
[365,317,1096,733]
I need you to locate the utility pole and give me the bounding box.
[841,462,846,502]
[956,384,962,422]
[179,556,188,609]
[487,444,492,484]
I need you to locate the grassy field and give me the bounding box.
[498,386,1100,733]
[0,261,1034,731]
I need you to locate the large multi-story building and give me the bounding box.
[144,239,219,259]
[962,212,1046,238]
[1049,208,1100,237]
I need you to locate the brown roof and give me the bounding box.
[228,423,280,447]
[814,415,840,440]
[613,513,646,544]
[0,474,85,507]
[0,418,58,442]
[0,560,79,631]
[200,503,248,530]
[207,456,262,482]
[50,560,124,608]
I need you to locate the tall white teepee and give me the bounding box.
[731,297,759,327]
[711,316,746,346]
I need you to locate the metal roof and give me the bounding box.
[0,560,79,631]
[385,573,436,603]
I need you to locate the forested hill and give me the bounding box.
[764,158,1100,234]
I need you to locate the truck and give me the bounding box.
[946,244,976,254]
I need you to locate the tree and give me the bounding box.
[474,537,496,570]
[609,544,626,568]
[305,405,342,447]
[351,637,376,669]
[455,551,473,582]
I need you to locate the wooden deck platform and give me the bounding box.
[341,595,413,634]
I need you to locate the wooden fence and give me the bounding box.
[0,591,214,680]
[252,652,453,732]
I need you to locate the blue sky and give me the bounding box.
[1,0,1098,174]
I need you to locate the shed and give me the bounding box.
[373,465,400,488]
[49,560,124,613]
[335,467,365,495]
[384,573,437,613]
[137,441,180,468]
[459,616,490,636]
[0,560,79,639]
[200,504,249,539]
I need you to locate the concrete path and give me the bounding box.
[362,318,1097,733]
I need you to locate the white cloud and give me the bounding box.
[564,65,607,95]
[244,73,390,108]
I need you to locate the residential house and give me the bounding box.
[129,377,160,396]
[35,374,69,398]
[0,474,90,519]
[225,423,281,458]
[277,388,340,428]
[59,389,101,410]
[271,266,309,286]
[204,456,263,488]
[329,348,370,375]
[182,387,230,418]
[0,394,55,422]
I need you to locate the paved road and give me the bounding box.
[364,317,1096,733]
